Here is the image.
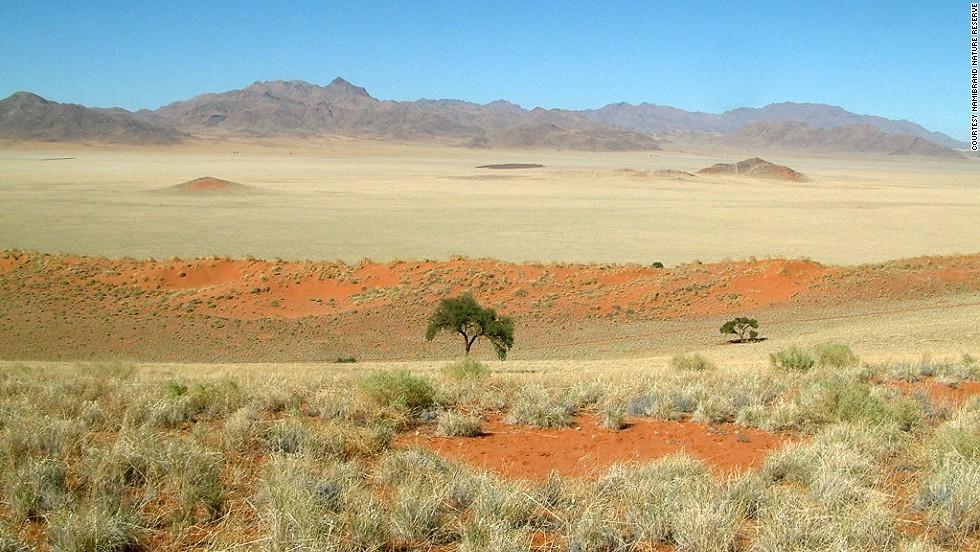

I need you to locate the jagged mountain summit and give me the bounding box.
[144,78,661,151]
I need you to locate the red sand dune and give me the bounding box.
[698,157,806,182]
[3,250,980,361]
[7,252,980,323]
[398,415,791,480]
[888,378,980,405]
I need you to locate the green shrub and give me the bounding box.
[440,358,491,381]
[770,345,815,372]
[162,380,188,397]
[798,377,917,429]
[147,379,243,428]
[671,353,716,372]
[437,411,483,437]
[359,370,436,410]
[334,356,357,364]
[813,342,860,368]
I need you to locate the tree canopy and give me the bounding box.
[425,293,514,359]
[720,317,760,343]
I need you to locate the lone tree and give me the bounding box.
[720,317,760,343]
[425,293,514,359]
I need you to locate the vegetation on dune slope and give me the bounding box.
[0,352,978,550]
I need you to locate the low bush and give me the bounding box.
[440,357,491,381]
[359,370,436,410]
[671,353,716,372]
[436,411,483,437]
[770,345,815,372]
[812,342,860,368]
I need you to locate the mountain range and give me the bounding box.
[0,92,184,144]
[583,101,962,149]
[0,77,967,157]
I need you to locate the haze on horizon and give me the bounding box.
[0,1,970,140]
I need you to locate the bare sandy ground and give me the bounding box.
[0,139,977,265]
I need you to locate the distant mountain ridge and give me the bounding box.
[0,91,183,144]
[714,121,962,158]
[0,77,966,156]
[582,101,964,149]
[143,78,661,151]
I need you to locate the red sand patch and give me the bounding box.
[0,256,22,272]
[888,378,980,405]
[187,177,228,192]
[151,260,245,290]
[160,176,254,194]
[398,415,790,480]
[184,176,234,191]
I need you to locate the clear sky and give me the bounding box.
[0,1,971,139]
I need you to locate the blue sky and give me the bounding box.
[0,1,970,139]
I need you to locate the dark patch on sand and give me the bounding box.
[476,163,545,169]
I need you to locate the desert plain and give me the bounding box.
[1,140,977,265]
[2,138,980,551]
[1,140,978,362]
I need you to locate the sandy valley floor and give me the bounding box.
[1,140,977,265]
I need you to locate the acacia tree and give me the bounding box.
[720,317,760,343]
[425,293,515,359]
